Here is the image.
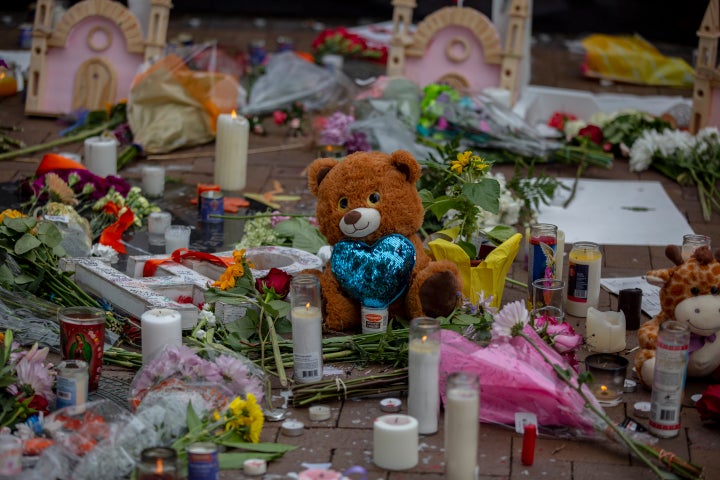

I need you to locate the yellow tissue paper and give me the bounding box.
[581,34,694,88]
[428,233,523,308]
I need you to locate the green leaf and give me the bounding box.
[225,317,260,340]
[15,233,41,255]
[4,217,36,233]
[36,221,63,248]
[186,402,202,431]
[485,225,517,245]
[462,178,500,214]
[14,273,36,286]
[216,440,297,453]
[424,195,465,220]
[457,239,477,259]
[0,265,14,287]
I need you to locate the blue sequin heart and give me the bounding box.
[331,234,416,308]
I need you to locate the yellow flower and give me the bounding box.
[470,154,489,173]
[0,209,23,224]
[221,393,264,443]
[244,393,264,443]
[450,151,472,174]
[212,249,255,290]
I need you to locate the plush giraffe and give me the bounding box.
[635,244,720,388]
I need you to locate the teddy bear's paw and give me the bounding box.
[419,270,460,318]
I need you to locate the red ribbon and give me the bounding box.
[36,153,87,176]
[142,248,234,277]
[99,208,135,254]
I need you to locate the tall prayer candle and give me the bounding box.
[290,275,323,383]
[586,307,626,353]
[566,242,602,317]
[84,134,118,177]
[214,111,249,192]
[373,414,419,470]
[141,308,182,364]
[408,317,441,435]
[444,372,479,480]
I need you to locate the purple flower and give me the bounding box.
[319,111,355,145]
[214,354,264,403]
[345,131,371,153]
[11,344,55,402]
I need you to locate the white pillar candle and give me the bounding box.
[290,275,323,384]
[408,317,441,435]
[214,111,249,192]
[141,165,165,198]
[141,308,182,364]
[373,414,419,470]
[84,135,118,177]
[164,225,191,254]
[290,305,323,383]
[586,307,626,353]
[444,372,479,480]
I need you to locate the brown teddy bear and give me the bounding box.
[635,244,720,388]
[306,149,462,332]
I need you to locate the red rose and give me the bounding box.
[255,268,292,299]
[696,384,720,422]
[273,111,288,125]
[547,111,577,130]
[578,124,604,145]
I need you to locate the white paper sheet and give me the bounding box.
[600,276,661,318]
[536,178,693,246]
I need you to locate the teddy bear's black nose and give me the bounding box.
[343,210,361,225]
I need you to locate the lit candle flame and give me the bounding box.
[231,110,237,119]
[305,302,311,310]
[156,457,164,473]
[421,334,428,343]
[600,385,608,395]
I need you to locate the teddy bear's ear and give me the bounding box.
[389,150,421,184]
[307,157,339,196]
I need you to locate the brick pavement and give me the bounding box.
[1,11,720,480]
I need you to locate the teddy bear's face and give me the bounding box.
[308,150,424,246]
[653,247,720,336]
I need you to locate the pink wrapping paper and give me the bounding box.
[439,328,602,438]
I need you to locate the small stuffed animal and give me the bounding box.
[306,150,462,332]
[635,245,720,387]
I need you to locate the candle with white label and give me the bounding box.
[586,307,626,353]
[373,414,418,470]
[290,275,323,383]
[408,317,441,435]
[141,308,182,364]
[84,134,118,177]
[444,372,479,480]
[214,111,249,192]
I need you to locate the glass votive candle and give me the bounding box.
[531,278,565,321]
[147,211,172,246]
[0,434,22,476]
[681,233,711,261]
[135,446,179,480]
[164,225,191,254]
[142,165,166,198]
[584,353,628,407]
[316,144,346,159]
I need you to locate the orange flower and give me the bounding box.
[0,209,23,223]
